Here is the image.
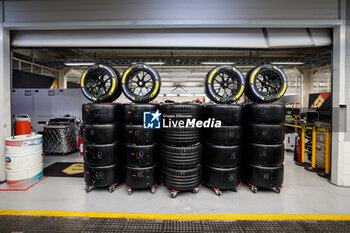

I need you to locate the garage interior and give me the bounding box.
[1,0,350,232]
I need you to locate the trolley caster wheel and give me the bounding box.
[127,188,132,195]
[151,187,156,194]
[85,186,93,193]
[108,185,116,193]
[213,189,222,196]
[273,186,282,194]
[192,187,200,194]
[250,186,258,194]
[170,191,178,198]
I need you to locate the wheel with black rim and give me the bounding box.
[121,63,161,103]
[245,64,287,103]
[204,65,245,104]
[80,64,121,103]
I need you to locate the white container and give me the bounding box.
[5,133,43,187]
[5,134,42,155]
[6,151,43,170]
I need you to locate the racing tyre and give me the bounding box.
[124,143,159,167]
[122,103,160,124]
[203,143,241,167]
[123,125,158,145]
[84,163,122,187]
[202,164,240,190]
[243,163,284,189]
[83,123,120,144]
[204,65,245,104]
[245,64,287,103]
[84,141,121,165]
[162,143,202,169]
[124,164,160,189]
[80,64,122,102]
[204,104,243,125]
[205,125,242,146]
[244,103,285,124]
[245,143,284,166]
[162,164,202,191]
[82,103,122,124]
[121,64,161,103]
[162,127,201,146]
[246,123,285,144]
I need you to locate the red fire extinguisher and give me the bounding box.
[78,136,84,156]
[297,135,301,162]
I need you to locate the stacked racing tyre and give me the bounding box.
[160,103,203,198]
[122,103,161,195]
[121,64,161,103]
[245,64,287,103]
[202,104,243,196]
[82,103,123,193]
[204,65,245,104]
[243,103,286,194]
[80,64,122,103]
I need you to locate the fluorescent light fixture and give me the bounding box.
[235,65,256,68]
[271,62,304,65]
[144,62,165,65]
[195,94,206,97]
[179,93,194,97]
[64,62,95,66]
[201,61,234,65]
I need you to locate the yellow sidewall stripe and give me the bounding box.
[0,210,350,221]
[208,68,219,84]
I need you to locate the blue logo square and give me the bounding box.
[143,110,161,129]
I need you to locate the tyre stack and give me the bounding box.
[202,105,243,196]
[122,104,161,195]
[243,103,286,194]
[160,103,203,198]
[82,103,123,193]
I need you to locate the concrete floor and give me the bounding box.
[1,152,350,215]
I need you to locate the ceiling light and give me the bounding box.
[201,62,234,65]
[64,62,95,66]
[144,62,165,65]
[271,62,304,65]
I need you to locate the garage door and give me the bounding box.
[11,28,331,48]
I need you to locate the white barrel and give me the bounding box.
[5,133,43,187]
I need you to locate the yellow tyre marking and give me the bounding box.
[109,78,116,96]
[233,85,245,101]
[208,68,219,84]
[80,70,88,87]
[278,82,287,98]
[151,81,160,97]
[122,68,132,84]
[250,68,260,84]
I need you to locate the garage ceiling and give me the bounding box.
[13,47,331,69]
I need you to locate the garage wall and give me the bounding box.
[3,0,339,25]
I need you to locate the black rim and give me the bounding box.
[85,70,112,98]
[126,69,155,98]
[254,69,284,97]
[212,71,241,99]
